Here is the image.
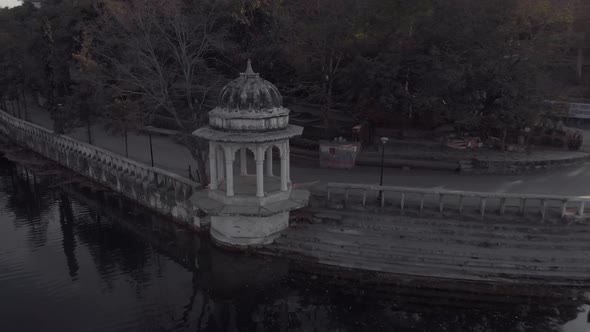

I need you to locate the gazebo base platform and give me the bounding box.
[198,188,309,248]
[210,211,289,248]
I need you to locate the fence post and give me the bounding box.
[400,193,405,215]
[520,198,527,215]
[561,200,568,218]
[420,194,425,216]
[480,198,486,218]
[540,199,547,223]
[579,201,585,218]
[458,196,464,215]
[499,198,506,215]
[439,194,444,214]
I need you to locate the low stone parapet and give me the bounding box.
[0,110,204,229]
[322,182,590,223]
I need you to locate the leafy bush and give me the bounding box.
[567,131,583,151]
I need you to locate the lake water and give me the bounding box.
[0,154,589,332]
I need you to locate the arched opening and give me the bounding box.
[208,142,290,198]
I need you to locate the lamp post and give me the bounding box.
[146,126,154,167]
[378,136,389,200]
[524,127,531,152]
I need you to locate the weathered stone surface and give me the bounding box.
[265,208,590,286]
[218,60,283,111]
[194,60,309,248]
[0,110,204,231]
[211,212,290,247]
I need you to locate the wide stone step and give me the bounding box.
[319,218,590,245]
[268,242,590,285]
[308,207,590,236]
[286,224,590,255]
[280,226,590,262]
[274,235,590,273]
[275,235,590,271]
[275,234,590,268]
[315,223,590,250]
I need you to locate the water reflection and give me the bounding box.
[0,154,589,332]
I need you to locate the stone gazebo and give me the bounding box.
[193,61,308,247]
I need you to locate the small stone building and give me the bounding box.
[193,61,308,247]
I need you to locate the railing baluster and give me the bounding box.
[561,200,568,218]
[419,194,425,216]
[499,198,506,215]
[400,193,405,215]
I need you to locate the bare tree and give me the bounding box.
[280,0,367,130]
[91,0,226,184]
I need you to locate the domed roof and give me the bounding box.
[219,60,282,111]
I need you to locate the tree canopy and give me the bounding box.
[0,0,585,167]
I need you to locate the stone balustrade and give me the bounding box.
[326,182,590,222]
[0,110,204,228]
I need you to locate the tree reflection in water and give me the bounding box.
[0,161,52,249]
[2,154,589,332]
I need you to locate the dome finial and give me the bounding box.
[244,59,256,76]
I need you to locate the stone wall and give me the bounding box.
[0,110,204,229]
[464,155,590,174]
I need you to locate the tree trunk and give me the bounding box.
[86,117,93,144]
[577,48,584,83]
[15,94,22,119]
[21,88,28,121]
[184,135,208,186]
[124,127,129,158]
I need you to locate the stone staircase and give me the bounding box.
[265,208,590,286]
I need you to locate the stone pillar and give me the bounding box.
[225,148,234,197]
[286,141,291,185]
[280,143,288,192]
[255,147,265,198]
[240,148,248,175]
[209,142,218,190]
[217,146,225,182]
[265,147,273,176]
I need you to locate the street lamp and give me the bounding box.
[524,127,531,151]
[146,126,154,167]
[378,136,389,200]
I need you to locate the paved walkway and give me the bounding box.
[18,106,590,197]
[361,141,588,163]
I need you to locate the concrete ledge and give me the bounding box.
[210,212,289,248]
[209,188,291,206]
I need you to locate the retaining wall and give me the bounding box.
[0,110,204,229]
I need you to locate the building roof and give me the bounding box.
[218,60,283,111]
